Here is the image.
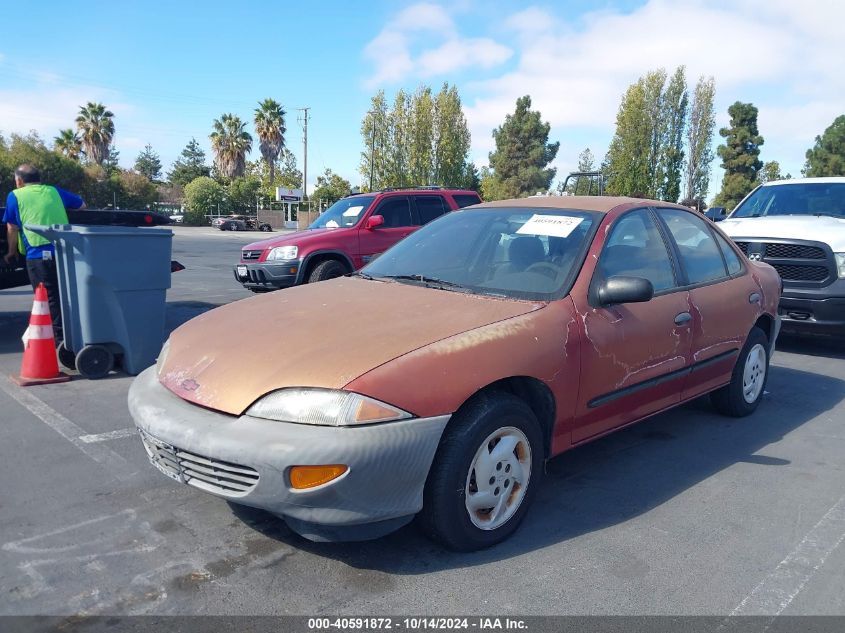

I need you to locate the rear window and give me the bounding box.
[415,195,448,224]
[453,194,482,208]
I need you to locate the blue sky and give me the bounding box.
[1,0,842,199]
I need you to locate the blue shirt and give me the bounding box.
[3,186,84,259]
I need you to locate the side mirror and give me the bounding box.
[597,276,654,306]
[365,215,384,230]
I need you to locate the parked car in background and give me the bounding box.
[233,187,482,292]
[720,177,845,334]
[132,196,780,550]
[704,206,727,222]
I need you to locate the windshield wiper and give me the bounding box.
[380,274,469,291]
[350,271,376,280]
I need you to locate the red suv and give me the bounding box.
[234,188,481,291]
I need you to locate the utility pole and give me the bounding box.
[297,107,310,201]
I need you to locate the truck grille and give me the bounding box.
[242,250,263,260]
[140,430,259,496]
[733,239,834,286]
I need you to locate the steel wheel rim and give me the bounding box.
[742,343,767,403]
[464,426,532,530]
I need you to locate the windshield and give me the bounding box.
[309,196,375,229]
[731,183,845,218]
[362,208,598,300]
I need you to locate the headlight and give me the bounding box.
[245,388,412,426]
[156,338,171,377]
[835,253,845,279]
[267,246,298,260]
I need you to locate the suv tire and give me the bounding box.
[308,259,347,283]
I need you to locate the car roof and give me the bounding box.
[474,195,690,213]
[344,188,480,199]
[761,177,845,187]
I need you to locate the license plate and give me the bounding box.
[237,265,247,277]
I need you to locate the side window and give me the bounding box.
[453,194,482,208]
[414,195,447,225]
[659,208,728,284]
[376,197,412,228]
[714,231,744,275]
[598,209,677,292]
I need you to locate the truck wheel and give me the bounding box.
[419,392,544,551]
[307,260,347,283]
[57,341,76,370]
[711,326,769,417]
[76,344,114,380]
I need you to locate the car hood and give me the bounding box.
[159,277,544,415]
[720,215,845,251]
[243,227,355,252]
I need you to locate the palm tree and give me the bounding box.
[210,113,253,179]
[75,102,115,165]
[54,128,83,161]
[254,99,286,183]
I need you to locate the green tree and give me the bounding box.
[803,115,845,176]
[118,170,158,209]
[101,143,121,175]
[254,98,286,184]
[479,165,508,201]
[210,113,252,180]
[360,90,390,190]
[409,86,435,185]
[183,176,226,224]
[312,169,352,205]
[134,143,162,181]
[558,147,597,195]
[53,129,82,161]
[0,132,88,200]
[605,80,652,196]
[685,76,716,202]
[758,160,791,183]
[715,102,764,210]
[168,138,211,186]
[433,83,471,187]
[75,102,115,165]
[385,89,411,188]
[226,175,262,212]
[486,95,559,198]
[658,66,688,202]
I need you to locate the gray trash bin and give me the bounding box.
[26,224,173,379]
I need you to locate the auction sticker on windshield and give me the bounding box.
[342,206,363,217]
[517,214,584,238]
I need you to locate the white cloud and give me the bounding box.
[363,2,512,88]
[457,0,845,184]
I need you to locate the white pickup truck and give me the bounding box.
[719,177,845,334]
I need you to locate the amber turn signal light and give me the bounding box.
[289,464,348,489]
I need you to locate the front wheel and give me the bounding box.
[307,259,348,283]
[419,392,544,551]
[711,326,770,417]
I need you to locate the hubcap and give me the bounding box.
[742,343,767,404]
[464,426,532,530]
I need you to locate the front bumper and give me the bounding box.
[233,259,302,290]
[779,278,845,334]
[128,367,450,541]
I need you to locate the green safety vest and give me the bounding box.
[12,184,69,254]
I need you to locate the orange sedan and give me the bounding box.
[129,196,781,551]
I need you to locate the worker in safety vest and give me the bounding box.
[3,164,86,343]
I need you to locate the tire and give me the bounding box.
[711,326,769,417]
[307,259,348,283]
[57,341,76,370]
[259,224,272,232]
[419,391,544,551]
[75,344,114,380]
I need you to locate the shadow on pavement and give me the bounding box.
[229,364,845,573]
[776,332,845,360]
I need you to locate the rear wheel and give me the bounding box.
[76,344,114,380]
[711,326,769,417]
[419,392,544,551]
[307,259,348,283]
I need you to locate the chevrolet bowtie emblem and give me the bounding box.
[180,379,200,391]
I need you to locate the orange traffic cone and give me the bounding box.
[11,283,71,387]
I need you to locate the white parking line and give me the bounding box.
[79,428,138,443]
[0,377,136,481]
[730,492,845,617]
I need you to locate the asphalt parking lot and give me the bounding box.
[0,226,843,617]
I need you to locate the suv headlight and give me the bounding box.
[267,246,298,260]
[245,388,412,426]
[836,253,845,279]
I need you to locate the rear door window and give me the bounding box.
[714,231,744,275]
[659,208,729,284]
[453,194,482,208]
[414,195,448,225]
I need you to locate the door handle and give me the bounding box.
[749,292,761,304]
[674,312,692,326]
